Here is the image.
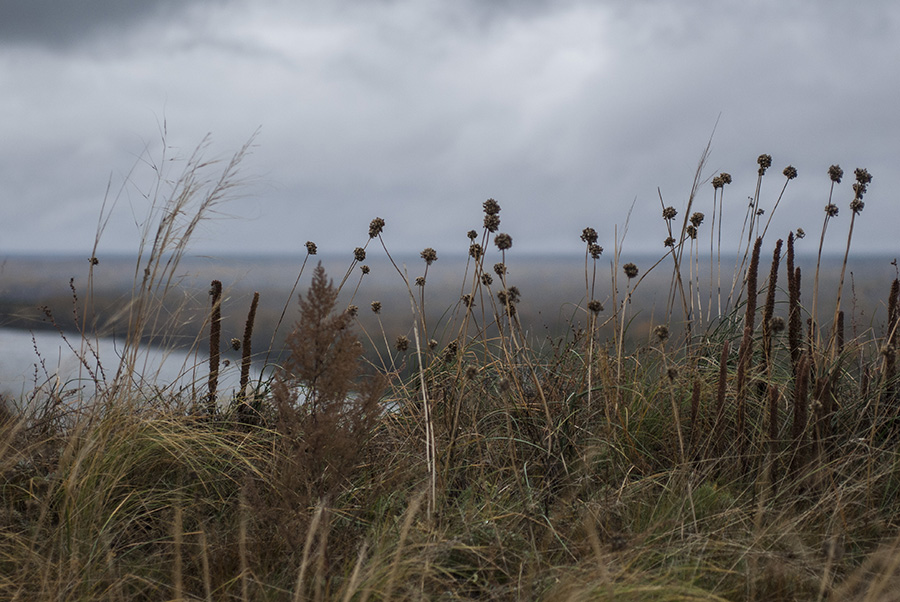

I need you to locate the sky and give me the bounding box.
[1,0,899,259]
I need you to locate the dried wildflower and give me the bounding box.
[686,225,698,239]
[664,236,676,248]
[690,212,704,227]
[346,305,359,317]
[483,198,501,215]
[721,172,732,185]
[850,199,865,214]
[305,241,318,255]
[443,340,458,361]
[415,276,426,287]
[654,325,669,341]
[588,299,603,313]
[855,168,873,186]
[461,294,475,308]
[465,364,478,379]
[828,165,843,183]
[360,264,370,274]
[498,286,521,306]
[353,247,366,262]
[469,243,483,259]
[481,273,493,286]
[467,229,478,240]
[770,316,785,333]
[796,228,806,239]
[369,217,385,238]
[581,227,598,244]
[89,256,99,265]
[853,168,872,199]
[756,209,765,216]
[757,154,773,175]
[623,263,639,279]
[428,338,438,350]
[662,206,677,220]
[231,338,241,351]
[589,243,603,259]
[484,214,501,232]
[395,335,409,352]
[370,301,381,314]
[494,233,513,250]
[712,175,724,189]
[783,165,798,180]
[494,263,507,276]
[825,204,839,217]
[420,247,438,265]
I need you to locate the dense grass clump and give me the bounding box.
[3,139,900,600]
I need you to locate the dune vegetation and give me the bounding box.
[3,137,900,601]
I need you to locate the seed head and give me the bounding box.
[370,301,381,314]
[854,168,873,186]
[469,243,483,259]
[428,338,438,350]
[415,276,426,287]
[664,236,676,248]
[346,305,359,317]
[588,299,604,313]
[589,243,603,259]
[461,294,475,308]
[395,335,410,352]
[825,203,839,217]
[850,198,865,214]
[690,212,704,227]
[89,256,99,265]
[361,264,370,274]
[467,229,478,240]
[712,175,724,189]
[757,154,773,175]
[483,198,501,215]
[666,367,678,381]
[494,263,507,276]
[721,172,732,185]
[369,217,385,238]
[443,340,458,361]
[796,228,806,239]
[484,214,501,232]
[420,247,438,265]
[305,241,318,255]
[662,206,677,220]
[481,273,493,286]
[686,225,698,239]
[783,165,798,180]
[497,376,511,392]
[494,233,513,251]
[231,338,241,351]
[581,227,598,244]
[828,165,843,183]
[353,247,366,262]
[654,325,669,341]
[623,263,639,279]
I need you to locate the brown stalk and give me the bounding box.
[208,280,222,416]
[239,291,260,422]
[791,353,811,477]
[735,237,762,460]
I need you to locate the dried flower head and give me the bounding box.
[494,233,513,251]
[588,299,604,313]
[783,165,798,180]
[497,286,521,306]
[465,364,479,379]
[231,338,241,351]
[305,241,318,255]
[420,247,438,265]
[361,264,370,274]
[484,214,501,232]
[796,228,806,239]
[854,168,873,186]
[850,198,865,214]
[428,338,438,350]
[395,335,410,352]
[443,340,458,361]
[89,256,99,265]
[662,206,677,220]
[461,294,475,308]
[589,243,603,259]
[756,208,765,216]
[467,229,478,240]
[581,227,598,244]
[721,172,732,185]
[415,276,426,287]
[483,198,501,215]
[690,212,704,227]
[497,376,511,392]
[828,165,843,183]
[757,154,773,175]
[481,273,493,286]
[825,203,839,217]
[494,263,507,276]
[654,325,669,341]
[664,236,676,248]
[686,225,698,239]
[712,175,724,189]
[623,263,639,279]
[370,301,381,314]
[353,247,366,262]
[346,305,358,317]
[369,217,385,238]
[469,243,483,259]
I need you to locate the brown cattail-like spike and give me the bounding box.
[240,291,260,408]
[791,353,810,476]
[712,340,731,458]
[836,310,845,355]
[735,237,763,459]
[208,280,223,416]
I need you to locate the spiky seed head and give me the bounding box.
[443,340,459,361]
[494,262,507,276]
[588,299,603,313]
[721,172,732,185]
[783,165,798,180]
[469,243,483,259]
[664,236,676,247]
[467,229,478,240]
[420,247,438,264]
[483,198,501,215]
[415,276,426,287]
[796,228,806,239]
[686,225,698,239]
[854,168,873,185]
[654,325,669,341]
[428,338,438,350]
[712,175,724,189]
[89,256,99,265]
[369,217,385,238]
[465,364,478,379]
[484,214,501,232]
[481,273,493,286]
[850,198,865,214]
[494,233,513,250]
[346,305,358,317]
[461,294,475,308]
[581,227,598,244]
[305,241,318,255]
[361,264,370,274]
[353,247,366,262]
[825,203,839,217]
[828,165,843,183]
[589,243,603,259]
[690,212,704,227]
[757,154,773,175]
[231,338,241,351]
[395,335,410,352]
[756,208,765,216]
[662,206,677,220]
[370,301,381,314]
[623,263,639,279]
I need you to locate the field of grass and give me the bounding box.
[2,140,900,600]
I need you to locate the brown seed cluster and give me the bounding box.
[589,244,603,259]
[354,247,366,262]
[369,217,385,238]
[623,263,639,279]
[395,335,409,352]
[662,206,677,220]
[370,301,381,314]
[690,212,704,227]
[783,165,798,180]
[588,299,603,313]
[828,165,843,183]
[469,243,483,259]
[581,227,598,244]
[305,241,318,255]
[757,154,773,175]
[420,247,438,265]
[494,233,513,251]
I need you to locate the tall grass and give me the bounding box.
[3,137,900,601]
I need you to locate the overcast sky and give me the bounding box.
[1,0,898,259]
